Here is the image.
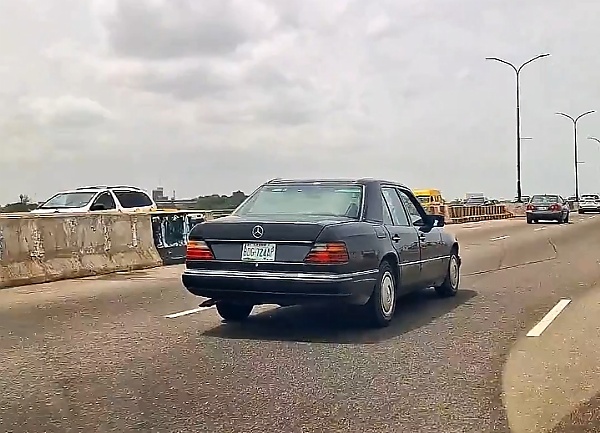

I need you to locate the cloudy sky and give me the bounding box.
[2,0,600,204]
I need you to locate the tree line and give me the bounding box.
[193,190,248,210]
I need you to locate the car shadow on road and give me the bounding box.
[202,288,477,344]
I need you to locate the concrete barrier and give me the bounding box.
[0,212,162,289]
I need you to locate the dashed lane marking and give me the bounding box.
[526,299,571,337]
[534,227,546,231]
[164,304,279,319]
[490,235,510,241]
[164,306,213,318]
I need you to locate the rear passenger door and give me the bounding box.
[381,187,421,291]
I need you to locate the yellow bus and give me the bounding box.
[413,189,445,206]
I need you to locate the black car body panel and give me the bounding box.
[182,178,460,306]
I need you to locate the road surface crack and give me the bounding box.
[465,236,560,277]
[548,238,558,255]
[464,257,558,276]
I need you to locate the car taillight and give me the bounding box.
[186,240,214,260]
[304,242,349,264]
[549,204,561,211]
[526,204,536,211]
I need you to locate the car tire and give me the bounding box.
[527,216,533,224]
[363,260,397,328]
[435,249,460,298]
[579,210,584,214]
[216,302,253,322]
[564,213,569,223]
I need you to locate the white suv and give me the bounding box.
[578,194,600,214]
[31,186,158,214]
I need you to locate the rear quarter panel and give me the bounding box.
[440,229,459,255]
[316,221,395,273]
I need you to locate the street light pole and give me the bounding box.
[485,53,550,202]
[556,110,596,202]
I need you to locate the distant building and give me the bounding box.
[152,187,168,202]
[152,186,198,210]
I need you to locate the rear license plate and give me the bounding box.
[538,206,548,210]
[241,243,276,262]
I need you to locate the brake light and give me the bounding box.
[526,204,536,211]
[186,240,214,260]
[304,242,349,264]
[549,204,561,211]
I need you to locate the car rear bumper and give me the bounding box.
[527,210,563,220]
[181,268,378,306]
[579,206,600,212]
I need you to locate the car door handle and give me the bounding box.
[391,234,401,242]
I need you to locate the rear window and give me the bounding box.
[234,184,363,218]
[113,190,153,208]
[531,195,559,203]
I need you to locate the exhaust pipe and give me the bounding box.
[199,298,218,308]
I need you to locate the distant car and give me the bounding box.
[181,178,461,328]
[578,194,600,214]
[525,194,570,224]
[30,186,157,214]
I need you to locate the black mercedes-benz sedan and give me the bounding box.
[181,178,461,328]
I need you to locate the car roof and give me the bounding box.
[266,177,409,188]
[56,186,149,194]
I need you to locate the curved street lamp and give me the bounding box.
[485,54,550,202]
[588,136,600,147]
[555,110,596,201]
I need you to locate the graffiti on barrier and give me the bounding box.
[151,213,205,248]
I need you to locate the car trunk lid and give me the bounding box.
[188,215,348,263]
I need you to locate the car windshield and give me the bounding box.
[531,195,559,204]
[39,192,97,209]
[233,184,363,219]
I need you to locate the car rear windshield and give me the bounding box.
[39,192,97,209]
[531,195,559,203]
[234,184,363,219]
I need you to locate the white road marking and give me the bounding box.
[490,235,510,241]
[526,299,571,337]
[534,227,546,231]
[164,306,213,318]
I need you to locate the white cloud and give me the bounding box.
[24,95,113,127]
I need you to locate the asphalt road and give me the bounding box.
[1,214,600,432]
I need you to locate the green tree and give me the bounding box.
[194,191,248,210]
[1,194,37,213]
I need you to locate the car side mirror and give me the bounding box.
[424,214,445,227]
[90,203,106,211]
